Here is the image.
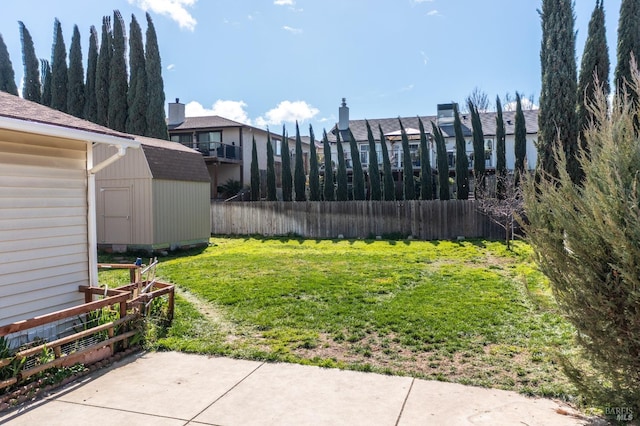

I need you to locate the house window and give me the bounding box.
[360,144,369,166]
[170,133,193,148]
[196,131,222,155]
[274,138,282,156]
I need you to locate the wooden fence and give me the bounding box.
[211,200,504,240]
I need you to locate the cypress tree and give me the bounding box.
[495,96,507,199]
[67,25,85,118]
[96,16,112,127]
[365,120,381,200]
[432,122,450,200]
[399,119,415,200]
[19,22,41,103]
[538,0,578,181]
[85,26,99,122]
[308,125,321,201]
[514,93,527,185]
[250,136,260,201]
[469,99,485,194]
[146,13,168,139]
[336,132,348,201]
[108,11,128,132]
[0,34,18,95]
[266,130,277,201]
[281,128,292,201]
[578,0,609,149]
[294,122,306,201]
[454,104,469,200]
[322,130,335,201]
[127,14,148,136]
[418,117,432,200]
[50,19,68,112]
[40,60,52,107]
[615,0,640,99]
[349,129,366,200]
[380,124,395,201]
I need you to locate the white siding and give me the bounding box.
[0,131,88,325]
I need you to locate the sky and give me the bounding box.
[0,0,623,137]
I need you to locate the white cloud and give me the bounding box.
[167,64,176,70]
[426,10,440,16]
[274,0,295,5]
[504,98,539,111]
[282,25,302,34]
[420,51,429,65]
[185,100,252,124]
[255,101,319,127]
[128,0,198,31]
[411,0,433,4]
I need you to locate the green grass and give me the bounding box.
[99,237,577,399]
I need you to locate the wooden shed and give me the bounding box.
[0,92,139,326]
[94,136,211,253]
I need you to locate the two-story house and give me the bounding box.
[325,99,538,182]
[167,99,308,199]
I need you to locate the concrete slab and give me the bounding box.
[56,351,262,421]
[0,400,184,426]
[195,362,413,426]
[398,379,586,426]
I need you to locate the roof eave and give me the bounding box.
[0,116,140,149]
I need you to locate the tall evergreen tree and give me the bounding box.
[336,132,348,201]
[380,124,395,201]
[578,0,609,148]
[85,26,99,122]
[294,122,306,201]
[127,14,148,136]
[399,119,415,200]
[266,130,277,201]
[40,60,52,107]
[50,19,68,112]
[418,117,432,200]
[0,34,18,95]
[67,25,85,117]
[96,16,112,126]
[469,99,485,194]
[250,136,260,201]
[495,96,507,199]
[280,128,292,201]
[615,0,640,100]
[349,129,366,200]
[538,0,578,181]
[365,120,381,200]
[432,122,450,200]
[322,130,335,201]
[19,22,41,103]
[308,125,321,201]
[145,13,168,139]
[514,93,527,185]
[454,104,469,200]
[108,11,128,132]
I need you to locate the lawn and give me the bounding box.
[99,237,577,399]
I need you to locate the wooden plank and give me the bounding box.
[0,293,130,336]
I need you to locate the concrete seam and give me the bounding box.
[394,377,415,426]
[188,361,266,423]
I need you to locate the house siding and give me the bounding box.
[0,130,88,325]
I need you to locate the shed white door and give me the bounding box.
[101,187,131,244]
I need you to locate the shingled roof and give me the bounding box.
[135,136,210,183]
[326,109,538,143]
[168,116,245,131]
[0,91,133,140]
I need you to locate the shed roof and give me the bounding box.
[136,136,210,183]
[0,91,134,142]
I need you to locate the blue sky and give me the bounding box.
[0,0,622,136]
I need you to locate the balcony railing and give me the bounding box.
[186,142,242,161]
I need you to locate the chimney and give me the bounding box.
[338,98,349,131]
[168,98,185,126]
